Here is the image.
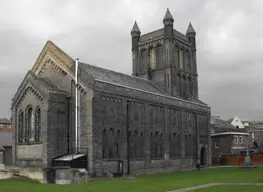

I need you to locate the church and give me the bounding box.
[11,9,211,181]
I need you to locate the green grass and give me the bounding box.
[193,185,263,192]
[1,167,263,192]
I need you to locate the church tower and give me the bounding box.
[131,9,199,100]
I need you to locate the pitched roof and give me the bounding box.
[163,8,174,21]
[140,28,164,42]
[228,118,234,123]
[0,132,12,147]
[139,28,188,42]
[211,116,236,129]
[0,118,10,124]
[79,62,168,95]
[131,21,141,34]
[186,22,196,34]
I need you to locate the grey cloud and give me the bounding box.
[0,0,263,121]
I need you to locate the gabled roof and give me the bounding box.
[211,116,236,129]
[0,118,10,124]
[11,71,61,109]
[79,62,168,95]
[228,118,234,123]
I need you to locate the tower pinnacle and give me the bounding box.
[186,22,196,35]
[131,21,141,36]
[163,8,174,24]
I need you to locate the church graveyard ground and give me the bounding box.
[1,167,263,192]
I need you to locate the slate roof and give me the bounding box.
[0,132,12,148]
[139,28,189,43]
[0,118,10,124]
[211,116,236,129]
[79,62,168,95]
[140,29,164,42]
[131,21,141,33]
[35,75,60,90]
[186,22,196,34]
[163,8,174,21]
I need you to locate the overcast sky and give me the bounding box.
[1,0,263,121]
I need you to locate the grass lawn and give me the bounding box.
[1,167,263,192]
[193,185,263,192]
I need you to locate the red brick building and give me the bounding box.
[0,118,12,133]
[210,116,248,165]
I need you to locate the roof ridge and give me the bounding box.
[79,62,162,84]
[141,28,164,37]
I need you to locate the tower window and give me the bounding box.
[149,48,156,69]
[179,50,184,69]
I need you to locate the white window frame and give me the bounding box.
[8,124,11,128]
[0,124,3,128]
[239,136,243,144]
[215,142,218,148]
[234,136,238,144]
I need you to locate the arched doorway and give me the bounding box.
[200,147,205,167]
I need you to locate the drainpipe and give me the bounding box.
[75,58,79,154]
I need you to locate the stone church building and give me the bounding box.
[11,9,211,181]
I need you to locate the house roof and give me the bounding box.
[211,116,236,129]
[0,118,10,124]
[228,118,233,123]
[0,132,12,148]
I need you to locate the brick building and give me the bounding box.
[211,116,248,165]
[0,118,12,133]
[11,9,210,182]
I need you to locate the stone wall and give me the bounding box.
[12,82,49,168]
[92,90,210,177]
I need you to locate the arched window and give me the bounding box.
[187,51,191,70]
[159,133,164,158]
[25,106,33,142]
[185,50,189,70]
[186,78,190,95]
[18,111,24,143]
[156,44,163,68]
[116,130,121,158]
[35,107,41,142]
[174,45,179,68]
[134,130,139,158]
[181,76,186,98]
[179,49,184,69]
[128,131,134,159]
[176,74,181,97]
[108,128,116,159]
[177,134,181,157]
[140,49,147,73]
[139,132,144,158]
[185,135,188,157]
[188,78,192,96]
[150,133,154,158]
[149,47,156,69]
[102,129,107,159]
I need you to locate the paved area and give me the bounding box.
[167,183,263,192]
